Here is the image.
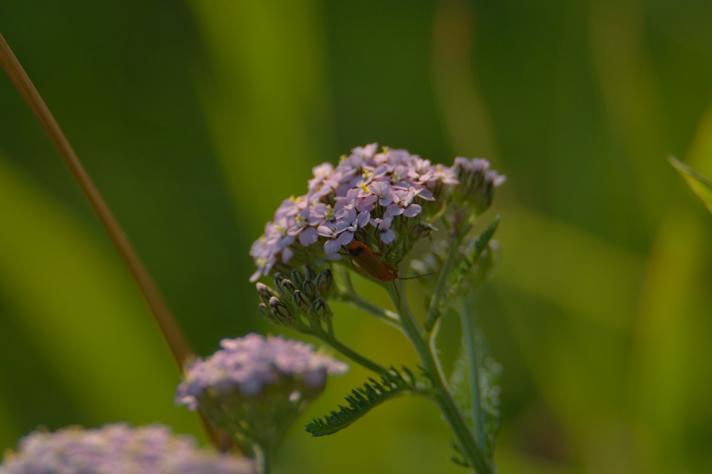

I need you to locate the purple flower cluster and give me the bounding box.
[250,144,459,281]
[452,157,506,212]
[452,158,506,188]
[0,424,253,474]
[176,333,347,410]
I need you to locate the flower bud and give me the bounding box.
[302,280,317,300]
[310,297,332,321]
[452,157,505,214]
[255,282,276,305]
[292,290,310,312]
[269,296,294,325]
[259,302,284,326]
[304,265,317,282]
[315,269,334,298]
[290,269,306,290]
[276,276,297,296]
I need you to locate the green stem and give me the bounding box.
[387,283,491,474]
[310,330,390,376]
[338,291,401,328]
[337,268,402,329]
[253,443,271,474]
[459,296,488,454]
[425,236,461,331]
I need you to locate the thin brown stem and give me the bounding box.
[0,34,192,367]
[0,33,191,366]
[0,33,225,449]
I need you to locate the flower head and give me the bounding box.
[0,424,253,474]
[250,144,462,282]
[452,157,506,213]
[176,334,346,446]
[177,333,346,406]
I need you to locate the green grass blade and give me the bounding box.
[669,156,712,213]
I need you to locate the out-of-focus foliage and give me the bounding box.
[1,0,711,473]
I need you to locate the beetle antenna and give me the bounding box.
[398,272,435,280]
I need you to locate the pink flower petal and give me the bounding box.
[324,239,342,255]
[317,225,335,237]
[380,229,396,244]
[357,211,371,228]
[337,231,355,246]
[403,203,422,217]
[298,227,319,246]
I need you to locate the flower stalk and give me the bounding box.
[306,329,390,376]
[387,283,492,474]
[253,443,271,474]
[338,291,402,327]
[336,268,402,328]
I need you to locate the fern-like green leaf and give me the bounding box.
[447,216,500,298]
[305,367,422,436]
[450,442,469,468]
[450,325,502,465]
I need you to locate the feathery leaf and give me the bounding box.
[450,326,502,465]
[447,216,500,299]
[305,367,423,436]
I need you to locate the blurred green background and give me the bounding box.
[1,0,711,472]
